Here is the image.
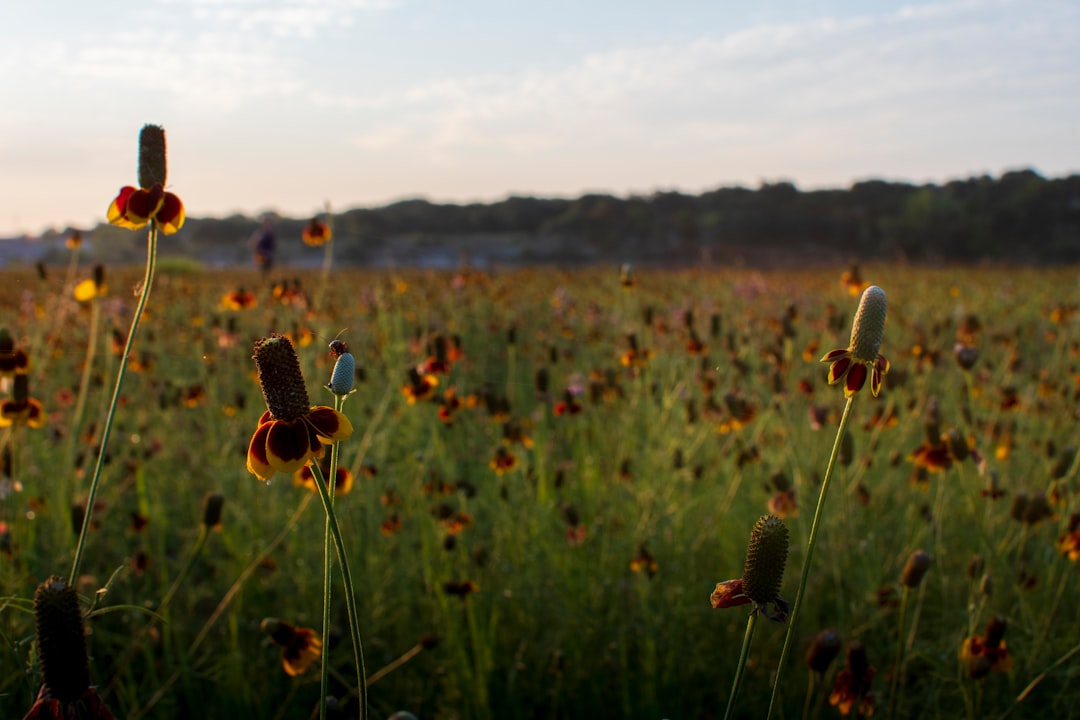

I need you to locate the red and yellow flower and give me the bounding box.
[0,374,44,428]
[246,335,352,481]
[301,218,332,246]
[261,618,322,676]
[107,184,185,235]
[961,616,1012,679]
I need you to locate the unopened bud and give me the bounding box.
[900,550,932,588]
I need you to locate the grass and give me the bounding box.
[0,262,1077,719]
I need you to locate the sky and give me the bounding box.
[2,0,1078,236]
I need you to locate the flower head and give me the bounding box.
[246,335,352,481]
[1,374,45,428]
[106,125,185,235]
[301,218,332,246]
[821,285,890,397]
[961,616,1012,679]
[261,618,322,676]
[0,328,29,378]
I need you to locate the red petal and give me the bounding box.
[820,347,851,363]
[247,423,275,479]
[845,363,868,396]
[125,186,164,222]
[306,406,353,441]
[157,193,186,234]
[264,419,314,472]
[827,357,851,385]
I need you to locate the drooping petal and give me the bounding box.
[263,419,316,474]
[256,409,274,426]
[246,422,276,480]
[710,578,752,609]
[107,186,146,229]
[820,347,851,363]
[827,356,852,385]
[124,186,165,223]
[306,406,353,442]
[156,192,186,234]
[845,362,868,397]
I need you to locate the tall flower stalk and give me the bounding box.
[246,334,365,719]
[69,124,185,585]
[766,285,889,718]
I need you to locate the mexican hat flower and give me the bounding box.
[821,285,890,397]
[22,577,115,720]
[246,334,352,481]
[261,618,322,676]
[106,125,185,235]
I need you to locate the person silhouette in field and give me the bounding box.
[252,219,276,273]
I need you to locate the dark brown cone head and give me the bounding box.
[261,617,297,647]
[805,629,842,674]
[742,514,789,606]
[900,549,932,588]
[33,576,92,703]
[253,334,311,422]
[0,327,13,354]
[137,124,168,189]
[12,373,29,403]
[201,492,225,528]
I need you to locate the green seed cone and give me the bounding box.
[32,576,92,703]
[742,515,789,606]
[849,285,887,363]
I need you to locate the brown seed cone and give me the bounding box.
[742,515,789,606]
[253,334,311,422]
[202,492,225,528]
[900,550,932,588]
[137,124,168,189]
[32,576,92,703]
[849,285,887,363]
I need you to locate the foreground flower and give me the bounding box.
[23,577,114,720]
[710,514,790,622]
[821,285,890,397]
[246,334,353,481]
[261,618,322,676]
[1058,513,1080,560]
[106,126,184,234]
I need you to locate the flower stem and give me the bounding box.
[69,295,100,456]
[309,460,367,720]
[69,221,158,586]
[766,394,856,719]
[722,609,758,720]
[319,394,344,720]
[887,585,911,720]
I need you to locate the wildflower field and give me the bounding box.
[2,251,1078,720]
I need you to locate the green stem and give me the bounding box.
[69,296,100,458]
[319,394,344,720]
[887,586,911,720]
[767,394,856,719]
[723,610,758,720]
[69,221,158,586]
[308,460,366,720]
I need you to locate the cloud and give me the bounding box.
[336,0,1078,177]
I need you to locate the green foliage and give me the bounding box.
[0,265,1077,718]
